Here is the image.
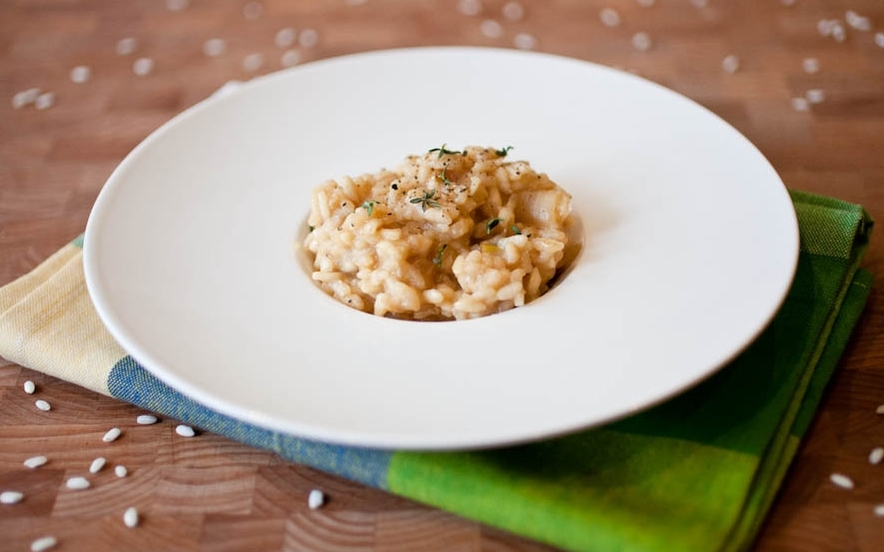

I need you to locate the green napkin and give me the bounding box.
[0,190,872,552]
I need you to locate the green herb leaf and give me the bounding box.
[361,200,377,216]
[494,146,514,157]
[440,167,454,187]
[433,244,447,266]
[308,225,315,232]
[428,143,462,158]
[410,189,441,212]
[486,217,502,234]
[510,224,521,235]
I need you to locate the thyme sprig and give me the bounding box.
[494,146,513,157]
[440,167,454,187]
[433,244,447,266]
[428,144,462,158]
[410,189,441,212]
[485,217,502,234]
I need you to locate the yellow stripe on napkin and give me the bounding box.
[0,242,123,395]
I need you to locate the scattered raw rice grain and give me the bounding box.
[103,427,122,442]
[480,19,502,38]
[275,27,296,48]
[12,88,40,109]
[136,414,158,425]
[599,8,620,27]
[66,476,90,490]
[116,37,138,56]
[722,55,740,73]
[89,457,106,474]
[243,1,263,20]
[24,380,36,394]
[832,23,846,43]
[175,424,195,437]
[203,38,227,57]
[457,0,482,16]
[829,472,854,489]
[35,93,55,110]
[805,89,825,104]
[876,33,884,49]
[30,536,57,552]
[802,57,819,73]
[631,32,652,52]
[875,504,884,517]
[24,455,48,469]
[876,404,884,415]
[243,53,264,72]
[281,49,302,67]
[123,506,139,528]
[114,465,128,478]
[818,19,836,37]
[166,0,189,11]
[845,10,872,32]
[133,58,154,76]
[870,447,883,465]
[1,490,24,504]
[513,32,537,50]
[502,1,524,21]
[298,28,319,48]
[35,399,51,412]
[791,97,810,112]
[70,65,91,84]
[308,489,325,509]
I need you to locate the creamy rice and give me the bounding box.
[303,145,575,320]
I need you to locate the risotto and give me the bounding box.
[302,145,575,320]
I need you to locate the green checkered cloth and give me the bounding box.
[0,190,872,552]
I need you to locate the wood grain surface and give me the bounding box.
[2,0,883,550]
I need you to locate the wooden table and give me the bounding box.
[2,1,883,550]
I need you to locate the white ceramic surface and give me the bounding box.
[84,47,799,450]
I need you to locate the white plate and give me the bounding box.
[84,47,798,450]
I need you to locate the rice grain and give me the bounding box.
[35,399,51,412]
[24,455,48,469]
[457,0,482,16]
[0,490,24,504]
[175,424,195,437]
[116,37,138,56]
[24,380,36,394]
[137,414,158,425]
[34,93,55,110]
[631,32,652,52]
[66,476,90,490]
[30,536,57,552]
[123,506,139,528]
[12,88,40,109]
[103,427,122,442]
[829,473,854,489]
[89,457,106,474]
[869,447,883,465]
[308,489,325,509]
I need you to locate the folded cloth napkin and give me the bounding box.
[0,190,873,552]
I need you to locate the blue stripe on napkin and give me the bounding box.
[107,355,393,488]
